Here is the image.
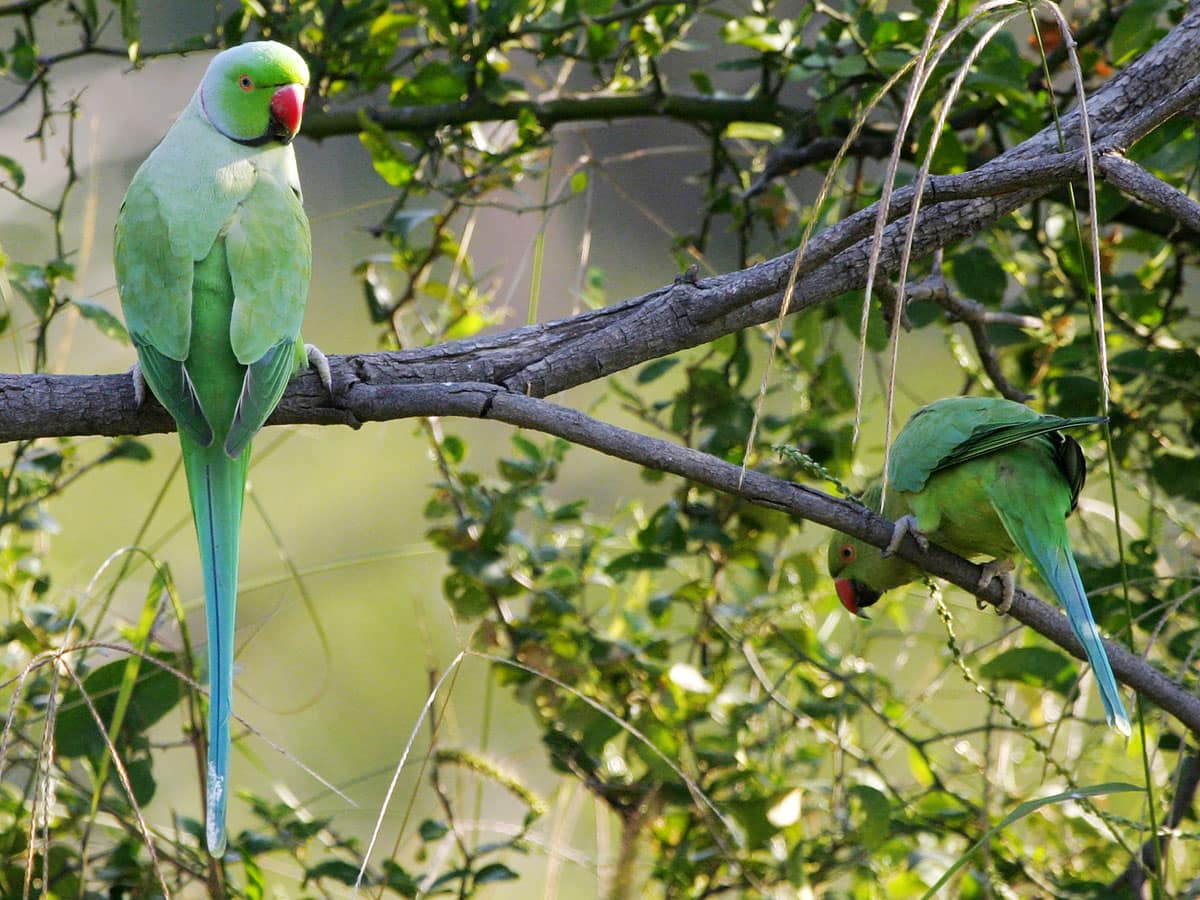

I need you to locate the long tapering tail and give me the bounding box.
[1023,537,1132,736]
[181,436,249,856]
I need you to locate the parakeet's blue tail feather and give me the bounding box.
[182,436,250,856]
[1003,516,1132,736]
[1038,544,1130,734]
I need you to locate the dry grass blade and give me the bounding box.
[740,57,918,487]
[856,0,959,448]
[355,649,467,892]
[1035,0,1110,410]
[879,2,1026,505]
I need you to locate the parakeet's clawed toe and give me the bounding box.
[883,514,928,557]
[305,343,333,396]
[977,559,1016,614]
[129,362,146,408]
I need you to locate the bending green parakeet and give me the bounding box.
[114,41,330,855]
[826,396,1131,736]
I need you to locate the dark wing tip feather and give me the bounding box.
[223,339,297,458]
[131,335,215,447]
[1053,433,1088,513]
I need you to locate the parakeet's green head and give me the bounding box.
[827,534,886,617]
[827,482,919,617]
[199,41,310,146]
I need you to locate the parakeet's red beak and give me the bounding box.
[836,578,879,618]
[269,83,305,143]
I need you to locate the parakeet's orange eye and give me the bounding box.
[839,544,856,562]
[238,74,254,91]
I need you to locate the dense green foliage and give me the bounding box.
[1,0,1198,896]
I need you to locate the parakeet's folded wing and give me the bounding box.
[223,157,311,457]
[114,167,215,446]
[226,338,302,457]
[133,339,214,447]
[889,396,1103,493]
[928,416,1104,477]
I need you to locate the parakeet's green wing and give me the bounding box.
[134,340,215,447]
[929,416,1104,478]
[889,396,1102,493]
[113,175,194,361]
[226,338,303,457]
[114,177,215,447]
[224,161,312,457]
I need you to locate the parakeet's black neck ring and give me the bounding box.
[199,91,293,148]
[230,128,293,148]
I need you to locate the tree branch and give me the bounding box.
[303,91,800,139]
[1098,153,1200,234]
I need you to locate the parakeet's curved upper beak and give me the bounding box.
[836,578,880,618]
[268,83,305,144]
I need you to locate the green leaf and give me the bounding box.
[444,572,494,620]
[979,646,1076,695]
[850,784,891,850]
[0,154,25,189]
[123,756,156,806]
[11,32,36,81]
[441,434,466,464]
[830,54,867,78]
[637,357,679,384]
[950,246,1006,307]
[920,784,1142,899]
[117,0,140,61]
[474,862,519,884]
[1150,452,1200,502]
[56,652,182,759]
[419,819,449,842]
[74,299,129,343]
[402,61,468,104]
[605,550,668,578]
[383,860,420,896]
[107,439,152,462]
[1110,0,1166,66]
[243,853,266,900]
[570,170,589,194]
[303,860,361,887]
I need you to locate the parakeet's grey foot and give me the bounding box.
[976,559,1016,614]
[129,362,146,408]
[882,514,929,557]
[305,344,333,397]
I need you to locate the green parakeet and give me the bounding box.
[114,41,329,855]
[827,397,1130,736]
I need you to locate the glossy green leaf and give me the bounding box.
[979,646,1076,695]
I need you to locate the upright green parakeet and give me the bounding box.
[827,397,1130,736]
[114,41,329,855]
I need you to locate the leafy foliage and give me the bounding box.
[1,0,1199,896]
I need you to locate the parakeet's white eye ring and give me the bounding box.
[238,74,254,91]
[839,545,856,562]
